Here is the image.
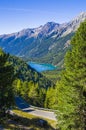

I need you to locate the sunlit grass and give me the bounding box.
[2,109,57,130]
[13,109,57,129]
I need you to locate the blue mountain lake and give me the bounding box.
[28,62,56,72]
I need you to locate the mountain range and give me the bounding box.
[0,12,86,65]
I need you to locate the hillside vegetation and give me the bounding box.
[0,17,86,130]
[45,20,86,130]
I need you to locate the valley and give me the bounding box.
[0,10,86,130]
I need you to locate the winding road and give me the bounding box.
[15,96,56,121]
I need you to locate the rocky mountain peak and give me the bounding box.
[0,12,86,61]
[61,12,86,36]
[70,12,86,25]
[37,22,60,36]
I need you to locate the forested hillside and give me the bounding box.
[0,11,86,130]
[45,20,86,130]
[0,49,54,109]
[8,55,53,88]
[28,33,74,66]
[9,56,54,107]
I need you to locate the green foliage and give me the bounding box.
[56,21,86,130]
[44,87,57,109]
[0,48,54,112]
[8,56,54,107]
[13,79,47,107]
[42,68,62,83]
[8,56,53,88]
[0,49,15,117]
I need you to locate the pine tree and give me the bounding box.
[0,49,15,117]
[44,87,56,109]
[56,20,86,130]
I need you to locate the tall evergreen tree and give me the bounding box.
[56,20,86,130]
[0,49,15,117]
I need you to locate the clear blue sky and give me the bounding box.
[0,0,86,34]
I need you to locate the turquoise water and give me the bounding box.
[28,62,56,72]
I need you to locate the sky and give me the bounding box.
[0,0,86,34]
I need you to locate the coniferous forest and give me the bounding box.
[0,19,86,130]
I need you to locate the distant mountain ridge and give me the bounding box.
[0,12,86,65]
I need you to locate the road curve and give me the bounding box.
[15,96,56,121]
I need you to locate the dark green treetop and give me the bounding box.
[0,49,15,117]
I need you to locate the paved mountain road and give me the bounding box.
[15,96,56,121]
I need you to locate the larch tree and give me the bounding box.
[56,20,86,130]
[0,49,15,117]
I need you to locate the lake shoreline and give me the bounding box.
[28,62,56,72]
